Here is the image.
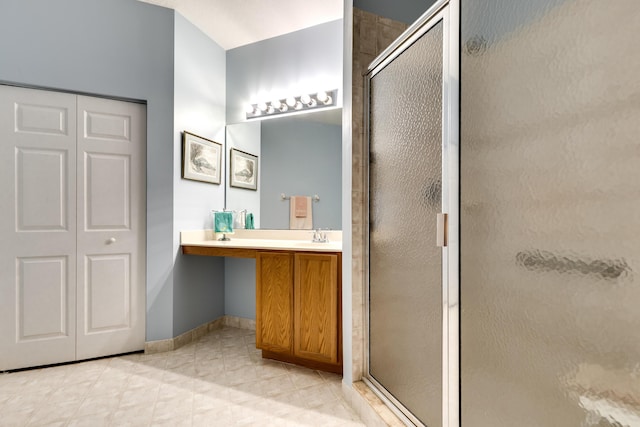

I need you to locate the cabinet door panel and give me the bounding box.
[294,253,339,364]
[256,252,293,354]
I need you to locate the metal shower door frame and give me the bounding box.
[363,0,460,425]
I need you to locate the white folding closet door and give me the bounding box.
[0,86,78,370]
[0,86,145,371]
[76,95,146,360]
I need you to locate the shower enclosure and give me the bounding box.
[366,0,640,425]
[460,0,640,425]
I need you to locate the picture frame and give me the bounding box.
[182,131,222,185]
[230,148,258,190]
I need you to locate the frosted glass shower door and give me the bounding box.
[366,5,454,425]
[460,0,640,425]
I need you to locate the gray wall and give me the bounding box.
[226,20,343,124]
[0,0,175,341]
[260,117,342,230]
[354,0,437,24]
[172,12,226,336]
[224,258,256,320]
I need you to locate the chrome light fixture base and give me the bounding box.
[245,89,338,120]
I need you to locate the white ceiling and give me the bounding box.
[138,0,343,50]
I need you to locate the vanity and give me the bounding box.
[181,229,343,374]
[187,106,344,373]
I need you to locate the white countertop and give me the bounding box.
[181,229,342,253]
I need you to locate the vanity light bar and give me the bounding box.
[245,89,338,119]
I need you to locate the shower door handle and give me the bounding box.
[436,213,448,247]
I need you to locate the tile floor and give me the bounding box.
[0,326,365,427]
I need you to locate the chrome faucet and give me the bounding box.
[312,228,329,243]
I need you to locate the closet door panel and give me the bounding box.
[17,148,68,231]
[85,153,130,230]
[18,256,69,339]
[76,95,146,360]
[0,85,77,371]
[85,254,131,332]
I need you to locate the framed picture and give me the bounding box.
[230,148,258,190]
[182,131,222,184]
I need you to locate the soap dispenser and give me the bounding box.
[235,209,247,229]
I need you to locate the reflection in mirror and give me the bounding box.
[225,121,261,228]
[225,108,342,230]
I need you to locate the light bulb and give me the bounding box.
[245,104,255,114]
[316,91,329,103]
[322,95,332,105]
[300,94,311,105]
[257,102,268,112]
[271,99,281,109]
[286,97,297,107]
[266,105,275,114]
[294,101,303,110]
[279,104,288,112]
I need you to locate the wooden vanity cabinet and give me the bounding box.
[256,251,342,373]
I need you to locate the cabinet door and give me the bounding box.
[294,253,339,364]
[256,251,293,354]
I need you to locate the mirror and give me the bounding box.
[225,108,342,230]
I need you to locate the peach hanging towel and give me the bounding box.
[289,196,313,229]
